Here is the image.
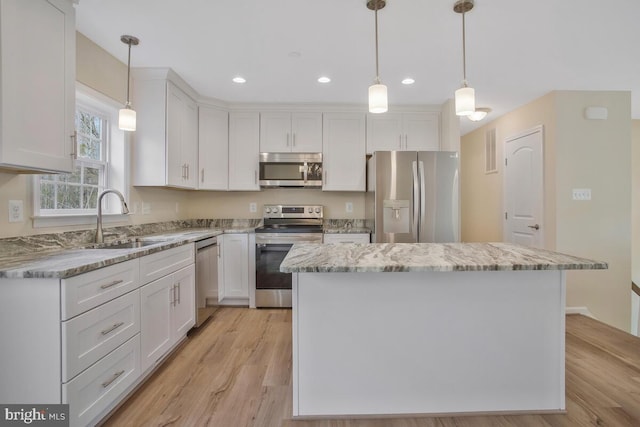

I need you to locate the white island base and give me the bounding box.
[292,270,566,417]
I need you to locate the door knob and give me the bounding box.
[528,224,540,230]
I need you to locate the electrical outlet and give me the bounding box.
[249,202,257,213]
[345,202,353,213]
[572,188,591,201]
[142,202,151,214]
[8,200,23,223]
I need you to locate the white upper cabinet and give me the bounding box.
[322,113,366,192]
[132,69,198,189]
[0,0,76,173]
[229,112,260,191]
[366,112,440,153]
[198,106,229,190]
[260,112,322,153]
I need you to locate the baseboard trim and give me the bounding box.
[566,306,595,318]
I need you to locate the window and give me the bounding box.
[33,84,128,227]
[39,105,109,214]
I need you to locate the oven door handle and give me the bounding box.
[256,243,294,251]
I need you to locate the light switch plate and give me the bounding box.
[572,188,591,201]
[249,202,257,213]
[142,202,151,214]
[8,200,23,222]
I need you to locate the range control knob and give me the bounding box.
[315,207,321,214]
[308,207,313,213]
[272,207,279,214]
[265,207,271,214]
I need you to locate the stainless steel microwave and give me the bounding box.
[259,152,322,188]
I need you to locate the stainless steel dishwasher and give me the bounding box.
[195,236,219,327]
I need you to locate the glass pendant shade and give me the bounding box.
[369,83,388,114]
[455,86,475,116]
[468,107,491,121]
[118,107,136,131]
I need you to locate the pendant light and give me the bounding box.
[118,35,139,131]
[468,107,491,122]
[454,0,475,116]
[367,0,387,114]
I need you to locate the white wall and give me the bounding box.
[461,91,632,332]
[632,120,640,335]
[186,189,365,219]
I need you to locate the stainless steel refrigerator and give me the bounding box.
[366,151,460,243]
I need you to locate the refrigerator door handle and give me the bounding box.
[412,160,419,242]
[418,160,426,242]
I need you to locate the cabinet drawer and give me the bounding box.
[323,233,370,244]
[62,290,140,382]
[62,259,140,320]
[140,244,194,285]
[63,334,140,427]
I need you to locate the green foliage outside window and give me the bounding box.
[38,105,107,214]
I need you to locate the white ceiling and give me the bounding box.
[75,0,640,135]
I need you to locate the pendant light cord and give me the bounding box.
[374,1,380,84]
[126,41,132,108]
[461,4,467,86]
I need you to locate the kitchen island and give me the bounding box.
[280,242,607,418]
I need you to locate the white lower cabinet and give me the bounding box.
[62,334,141,427]
[62,290,140,382]
[323,233,370,244]
[139,274,173,372]
[140,264,195,372]
[218,233,250,304]
[0,243,195,427]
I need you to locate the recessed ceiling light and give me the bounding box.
[288,51,302,58]
[317,76,331,83]
[232,76,246,84]
[402,78,415,85]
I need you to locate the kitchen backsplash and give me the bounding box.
[0,219,262,258]
[0,218,371,259]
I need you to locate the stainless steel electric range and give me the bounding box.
[254,204,323,308]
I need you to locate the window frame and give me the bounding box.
[32,83,130,228]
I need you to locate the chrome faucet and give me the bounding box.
[95,189,130,243]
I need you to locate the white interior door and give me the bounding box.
[504,126,544,248]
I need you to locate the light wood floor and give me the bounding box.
[103,309,640,426]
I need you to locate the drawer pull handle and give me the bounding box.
[101,370,125,388]
[101,322,125,336]
[100,279,124,290]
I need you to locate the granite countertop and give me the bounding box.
[0,229,221,279]
[280,242,608,273]
[322,219,371,234]
[323,227,371,234]
[0,219,261,279]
